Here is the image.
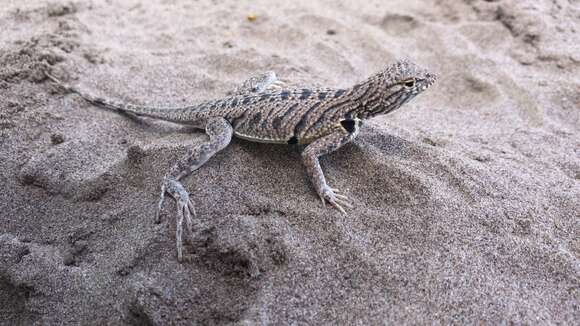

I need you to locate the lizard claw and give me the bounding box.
[157,178,197,262]
[176,195,196,262]
[319,186,352,214]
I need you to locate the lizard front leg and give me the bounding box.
[156,117,233,261]
[302,129,358,214]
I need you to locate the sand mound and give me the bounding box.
[1,0,578,324]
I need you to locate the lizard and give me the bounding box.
[44,59,437,261]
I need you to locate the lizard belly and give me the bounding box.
[233,131,289,144]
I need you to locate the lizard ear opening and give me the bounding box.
[340,119,357,134]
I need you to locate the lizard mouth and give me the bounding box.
[424,72,437,88]
[416,73,437,92]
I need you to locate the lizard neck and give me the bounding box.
[345,73,386,121]
[353,78,418,120]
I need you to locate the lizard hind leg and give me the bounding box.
[229,71,287,96]
[156,117,233,262]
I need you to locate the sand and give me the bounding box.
[0,0,578,324]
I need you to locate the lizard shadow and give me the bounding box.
[323,127,435,209]
[227,126,416,164]
[217,125,429,211]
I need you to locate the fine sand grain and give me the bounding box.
[1,0,578,324]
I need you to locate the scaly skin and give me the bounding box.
[45,60,437,261]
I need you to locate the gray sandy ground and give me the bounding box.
[0,0,578,324]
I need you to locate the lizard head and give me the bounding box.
[358,59,437,118]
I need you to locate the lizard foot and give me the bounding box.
[155,178,196,262]
[319,186,352,214]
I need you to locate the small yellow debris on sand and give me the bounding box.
[247,13,257,22]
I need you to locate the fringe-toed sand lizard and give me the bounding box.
[45,60,437,261]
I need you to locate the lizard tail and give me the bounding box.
[43,70,198,122]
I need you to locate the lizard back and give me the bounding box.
[224,87,355,145]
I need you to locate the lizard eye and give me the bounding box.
[403,78,416,88]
